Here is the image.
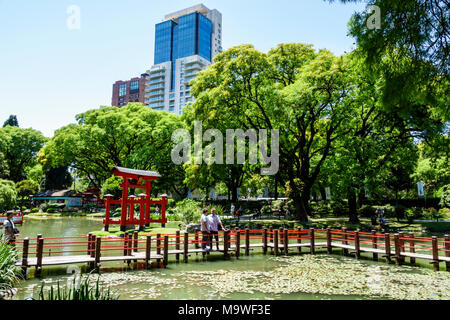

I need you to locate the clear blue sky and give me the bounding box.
[0,0,366,137]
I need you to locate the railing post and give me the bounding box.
[394,234,401,265]
[431,236,439,272]
[224,230,230,259]
[21,237,29,278]
[145,235,151,269]
[183,232,189,263]
[195,231,200,249]
[284,228,289,256]
[326,227,332,254]
[273,229,279,256]
[262,227,268,255]
[87,233,93,256]
[89,234,96,270]
[409,233,416,265]
[235,228,240,259]
[123,232,129,256]
[384,233,391,264]
[94,237,101,273]
[279,228,284,246]
[35,234,43,278]
[445,235,450,272]
[297,227,302,253]
[133,231,138,263]
[398,232,405,264]
[354,231,360,259]
[269,226,274,252]
[245,228,250,256]
[176,231,181,262]
[127,232,133,257]
[156,233,161,266]
[342,227,348,256]
[372,230,378,261]
[163,235,169,267]
[310,228,315,255]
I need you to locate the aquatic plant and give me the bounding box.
[0,234,21,299]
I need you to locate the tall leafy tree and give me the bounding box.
[189,44,360,221]
[3,115,19,128]
[0,126,46,182]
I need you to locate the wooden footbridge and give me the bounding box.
[15,227,450,278]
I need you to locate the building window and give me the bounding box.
[119,84,127,97]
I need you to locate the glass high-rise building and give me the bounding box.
[144,4,222,115]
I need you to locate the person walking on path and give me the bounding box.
[230,204,235,218]
[3,212,19,247]
[200,208,212,252]
[208,208,225,251]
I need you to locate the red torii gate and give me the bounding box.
[103,167,168,232]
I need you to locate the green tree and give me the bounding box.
[189,44,359,221]
[2,115,18,128]
[39,104,187,196]
[15,179,39,198]
[0,126,46,182]
[40,166,73,191]
[0,179,17,212]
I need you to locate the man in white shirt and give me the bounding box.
[3,212,18,245]
[200,208,211,252]
[208,208,225,251]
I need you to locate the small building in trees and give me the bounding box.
[31,190,82,208]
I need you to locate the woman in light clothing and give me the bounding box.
[208,208,225,251]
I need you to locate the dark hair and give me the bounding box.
[6,211,14,217]
[203,208,209,214]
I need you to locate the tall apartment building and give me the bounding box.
[111,76,146,107]
[143,4,222,115]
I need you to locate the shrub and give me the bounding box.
[311,202,331,217]
[172,199,202,225]
[394,205,407,220]
[405,207,424,223]
[30,208,39,213]
[329,200,348,217]
[39,203,49,212]
[45,207,57,213]
[0,235,21,297]
[358,205,376,218]
[0,179,17,212]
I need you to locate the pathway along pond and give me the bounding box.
[12,217,450,300]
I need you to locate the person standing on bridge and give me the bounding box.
[208,208,225,251]
[2,212,19,247]
[200,208,212,252]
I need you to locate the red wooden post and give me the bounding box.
[269,226,274,244]
[372,230,378,261]
[156,233,161,266]
[409,233,416,265]
[145,180,152,227]
[224,230,230,259]
[394,234,401,265]
[297,227,302,253]
[145,235,151,269]
[398,232,405,264]
[279,228,284,246]
[120,179,129,232]
[133,231,138,263]
[35,234,43,278]
[235,228,240,258]
[245,228,250,256]
[161,194,168,228]
[176,230,181,262]
[129,195,136,222]
[89,234,96,270]
[163,235,169,267]
[183,232,189,263]
[273,229,279,256]
[445,235,450,272]
[94,237,101,273]
[21,237,29,278]
[104,195,112,232]
[284,228,289,256]
[123,232,129,256]
[310,228,315,254]
[139,194,146,231]
[195,231,200,249]
[431,236,439,272]
[326,227,332,254]
[384,233,391,264]
[354,231,360,259]
[262,227,268,255]
[342,227,348,256]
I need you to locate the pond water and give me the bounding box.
[11,217,450,300]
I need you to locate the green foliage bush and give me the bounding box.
[358,205,376,218]
[0,179,17,212]
[311,202,331,217]
[394,205,407,220]
[0,235,21,295]
[172,199,202,225]
[405,207,424,222]
[30,208,39,213]
[39,203,49,212]
[329,200,348,217]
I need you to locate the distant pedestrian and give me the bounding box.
[3,212,19,246]
[200,208,212,252]
[231,204,235,218]
[208,208,225,251]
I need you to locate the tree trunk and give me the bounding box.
[348,188,359,224]
[232,187,238,204]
